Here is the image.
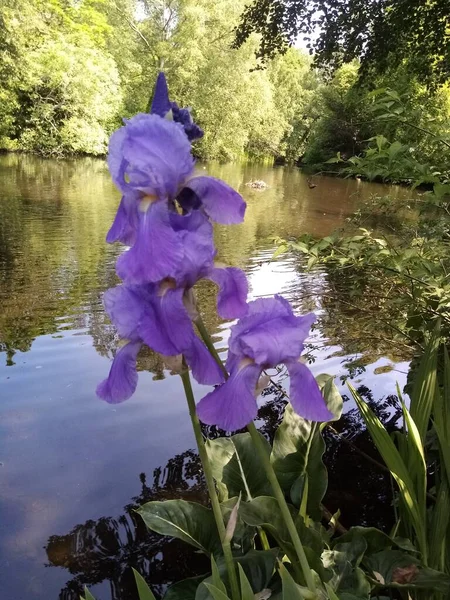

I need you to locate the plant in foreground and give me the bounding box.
[86,74,450,600]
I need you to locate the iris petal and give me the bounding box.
[106,194,139,245]
[116,201,184,284]
[208,267,248,319]
[96,341,141,404]
[184,336,225,385]
[140,287,193,356]
[122,114,194,199]
[103,285,145,340]
[196,363,262,431]
[229,296,315,367]
[287,361,333,422]
[183,176,246,224]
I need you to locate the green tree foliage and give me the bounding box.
[235,0,450,87]
[0,0,321,161]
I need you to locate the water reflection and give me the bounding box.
[0,154,412,599]
[45,384,400,600]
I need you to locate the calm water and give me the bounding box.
[0,155,410,600]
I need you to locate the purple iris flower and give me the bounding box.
[106,112,245,285]
[151,72,204,142]
[97,210,248,404]
[196,295,333,431]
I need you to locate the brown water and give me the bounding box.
[0,154,411,599]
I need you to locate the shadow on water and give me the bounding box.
[45,383,401,600]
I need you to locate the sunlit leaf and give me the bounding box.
[132,568,157,600]
[137,500,222,556]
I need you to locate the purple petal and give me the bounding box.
[171,102,204,141]
[106,194,139,245]
[170,211,216,286]
[116,201,184,284]
[182,176,246,224]
[103,285,145,339]
[97,341,141,404]
[229,296,316,367]
[122,114,194,199]
[287,361,333,422]
[150,72,171,117]
[184,336,225,385]
[196,364,262,431]
[208,267,248,319]
[139,286,193,355]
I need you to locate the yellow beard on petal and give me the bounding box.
[139,194,159,213]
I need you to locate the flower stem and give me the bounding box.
[247,421,317,595]
[180,367,240,600]
[194,313,316,594]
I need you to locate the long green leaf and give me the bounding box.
[81,589,95,600]
[238,563,255,600]
[137,500,222,556]
[202,584,231,600]
[278,562,315,599]
[428,475,450,571]
[409,324,439,443]
[350,384,427,559]
[434,347,450,483]
[399,393,427,522]
[211,556,227,595]
[132,568,157,600]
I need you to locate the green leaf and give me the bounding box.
[316,374,343,421]
[323,537,371,598]
[211,556,227,595]
[238,563,256,599]
[196,550,278,600]
[239,496,323,558]
[335,526,415,555]
[271,404,327,519]
[409,324,439,443]
[164,576,206,600]
[349,384,427,557]
[206,433,272,501]
[81,589,96,600]
[132,568,157,600]
[137,500,222,556]
[202,584,231,600]
[434,347,450,482]
[366,550,450,593]
[272,244,288,260]
[278,562,315,599]
[428,475,450,571]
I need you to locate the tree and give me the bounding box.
[234,0,450,87]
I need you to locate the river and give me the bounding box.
[0,154,411,599]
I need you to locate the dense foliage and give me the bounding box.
[235,0,450,86]
[2,0,450,167]
[0,0,324,161]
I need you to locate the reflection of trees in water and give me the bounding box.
[45,452,209,600]
[46,384,400,600]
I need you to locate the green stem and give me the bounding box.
[247,421,317,594]
[195,313,316,594]
[180,367,240,600]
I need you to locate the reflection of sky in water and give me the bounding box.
[0,155,412,599]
